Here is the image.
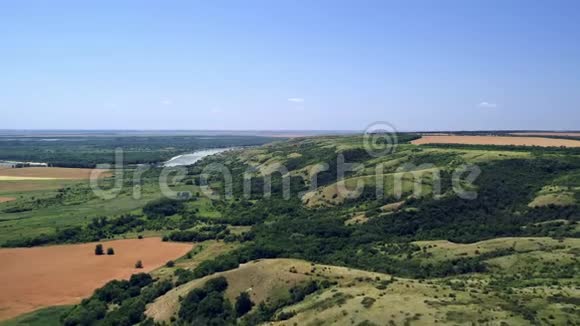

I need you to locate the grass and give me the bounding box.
[151,240,240,280]
[147,257,576,325]
[412,237,580,263]
[0,189,163,243]
[303,168,439,208]
[0,180,82,195]
[0,306,71,326]
[528,185,577,207]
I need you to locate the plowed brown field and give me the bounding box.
[0,238,192,321]
[411,135,580,147]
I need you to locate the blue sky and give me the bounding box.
[1,0,579,131]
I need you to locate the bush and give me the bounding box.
[135,260,143,269]
[165,260,175,267]
[143,198,185,218]
[178,277,233,324]
[235,292,254,317]
[107,247,115,255]
[95,244,104,255]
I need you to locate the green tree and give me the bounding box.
[95,244,104,255]
[107,247,115,255]
[235,291,254,317]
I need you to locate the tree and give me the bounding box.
[95,244,104,255]
[166,260,175,267]
[107,247,115,255]
[235,291,254,317]
[135,260,143,269]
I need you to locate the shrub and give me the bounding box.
[143,198,185,218]
[107,247,115,255]
[166,260,175,267]
[135,260,143,269]
[235,292,254,317]
[361,297,376,308]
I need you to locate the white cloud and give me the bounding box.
[478,101,498,108]
[287,97,304,103]
[210,107,222,114]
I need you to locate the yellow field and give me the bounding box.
[511,132,580,137]
[412,135,580,147]
[0,180,81,194]
[0,167,111,179]
[0,176,59,181]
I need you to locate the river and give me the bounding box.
[163,147,233,167]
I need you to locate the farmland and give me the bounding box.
[0,237,191,321]
[0,167,111,180]
[411,135,580,147]
[511,132,580,138]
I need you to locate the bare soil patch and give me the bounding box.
[0,167,111,179]
[411,135,580,147]
[0,197,16,203]
[0,238,191,321]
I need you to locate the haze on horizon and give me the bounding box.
[1,0,579,131]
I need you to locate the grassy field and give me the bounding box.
[412,237,580,263]
[151,240,240,280]
[0,190,161,243]
[0,306,71,326]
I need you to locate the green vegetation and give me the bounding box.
[2,133,579,325]
[94,244,104,255]
[234,292,254,317]
[0,135,278,168]
[177,277,234,324]
[60,273,172,326]
[0,306,72,326]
